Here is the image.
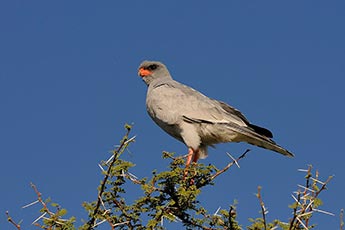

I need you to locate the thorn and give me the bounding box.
[124,135,136,145]
[297,184,316,193]
[32,212,47,225]
[99,195,107,210]
[22,200,39,209]
[313,208,335,216]
[105,155,114,164]
[310,177,326,185]
[300,193,310,200]
[298,168,309,172]
[113,221,130,227]
[128,172,138,180]
[102,209,110,215]
[42,217,66,225]
[98,164,106,172]
[55,220,65,225]
[304,200,314,211]
[93,219,107,227]
[173,215,182,222]
[226,152,240,168]
[295,216,309,230]
[297,211,313,217]
[291,194,302,205]
[213,206,221,216]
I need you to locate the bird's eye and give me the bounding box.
[147,64,158,71]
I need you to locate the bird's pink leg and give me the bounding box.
[184,148,200,183]
[192,151,200,163]
[186,148,194,167]
[184,148,194,180]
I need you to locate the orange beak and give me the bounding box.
[138,68,152,77]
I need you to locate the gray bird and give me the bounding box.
[138,61,294,166]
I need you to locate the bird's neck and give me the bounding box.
[147,75,173,87]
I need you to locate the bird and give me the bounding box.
[138,60,294,167]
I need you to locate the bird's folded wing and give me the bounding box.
[149,81,248,127]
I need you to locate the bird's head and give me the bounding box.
[138,61,172,86]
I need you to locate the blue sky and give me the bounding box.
[1,1,344,229]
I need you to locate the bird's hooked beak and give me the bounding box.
[138,68,152,77]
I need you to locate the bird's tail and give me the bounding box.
[230,124,294,157]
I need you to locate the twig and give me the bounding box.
[162,184,216,230]
[341,209,344,230]
[30,183,54,217]
[209,149,250,181]
[168,152,190,161]
[6,211,21,230]
[314,175,333,198]
[228,206,236,230]
[257,186,267,230]
[111,195,133,224]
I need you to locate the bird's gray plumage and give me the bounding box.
[138,60,294,159]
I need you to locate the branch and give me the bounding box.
[289,192,301,230]
[111,195,134,229]
[228,206,237,230]
[87,125,132,229]
[289,166,334,230]
[6,211,21,230]
[208,149,250,182]
[257,186,267,230]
